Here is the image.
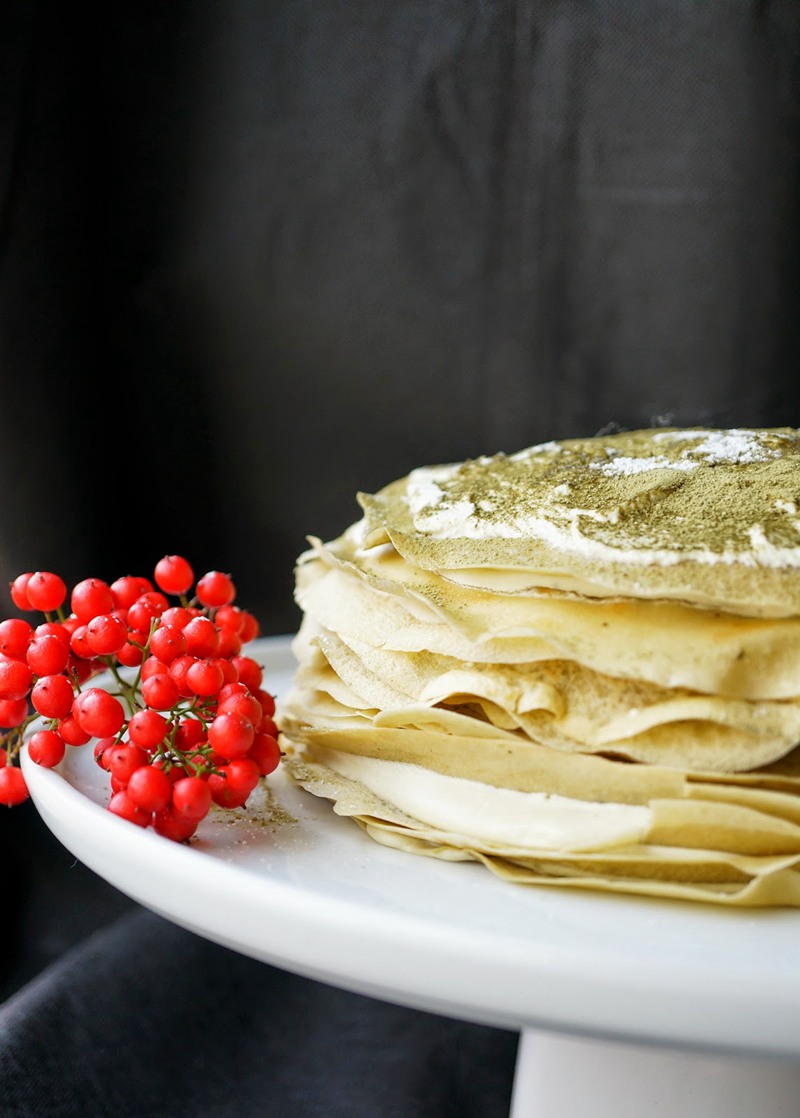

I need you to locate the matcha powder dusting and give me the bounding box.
[399,428,800,564]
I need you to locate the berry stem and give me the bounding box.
[104,662,141,715]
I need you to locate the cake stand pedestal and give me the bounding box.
[510,1028,800,1118]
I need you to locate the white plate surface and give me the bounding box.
[22,636,800,1060]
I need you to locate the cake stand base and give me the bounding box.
[509,1028,800,1118]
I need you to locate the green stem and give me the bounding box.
[105,661,141,716]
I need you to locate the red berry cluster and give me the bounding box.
[0,556,281,841]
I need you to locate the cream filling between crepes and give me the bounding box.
[319,748,653,853]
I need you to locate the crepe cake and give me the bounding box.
[279,427,800,906]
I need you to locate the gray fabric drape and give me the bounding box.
[0,0,797,631]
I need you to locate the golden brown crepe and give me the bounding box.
[279,427,800,905]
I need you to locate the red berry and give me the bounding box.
[253,689,276,719]
[160,606,194,630]
[94,736,117,769]
[215,627,242,659]
[34,621,71,644]
[185,658,224,697]
[227,755,259,791]
[154,555,194,596]
[9,573,34,611]
[70,578,115,622]
[0,698,28,727]
[168,655,196,698]
[207,781,245,809]
[248,731,281,775]
[109,575,154,610]
[215,656,239,687]
[215,605,245,633]
[0,618,33,660]
[106,743,149,785]
[173,718,206,750]
[108,790,151,827]
[207,712,255,760]
[224,757,260,797]
[0,766,29,805]
[126,764,172,813]
[149,624,186,664]
[141,672,180,711]
[218,681,249,702]
[238,611,260,643]
[0,659,33,701]
[182,616,219,658]
[208,770,249,809]
[195,570,235,608]
[153,805,198,842]
[128,708,168,749]
[27,729,67,768]
[26,572,67,612]
[116,634,146,667]
[215,652,237,684]
[57,714,92,746]
[126,592,168,632]
[66,652,97,684]
[31,673,75,719]
[230,655,262,692]
[141,656,170,681]
[86,613,128,656]
[171,776,212,821]
[27,633,71,676]
[74,688,125,738]
[218,690,263,728]
[69,625,94,660]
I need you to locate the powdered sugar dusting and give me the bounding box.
[594,430,782,476]
[653,428,781,465]
[592,454,697,478]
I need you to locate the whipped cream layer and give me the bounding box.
[320,748,652,853]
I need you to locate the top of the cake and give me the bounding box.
[356,426,800,615]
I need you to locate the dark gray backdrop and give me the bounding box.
[1,0,798,635]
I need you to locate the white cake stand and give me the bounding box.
[21,637,800,1118]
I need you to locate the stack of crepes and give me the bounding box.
[279,427,800,905]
